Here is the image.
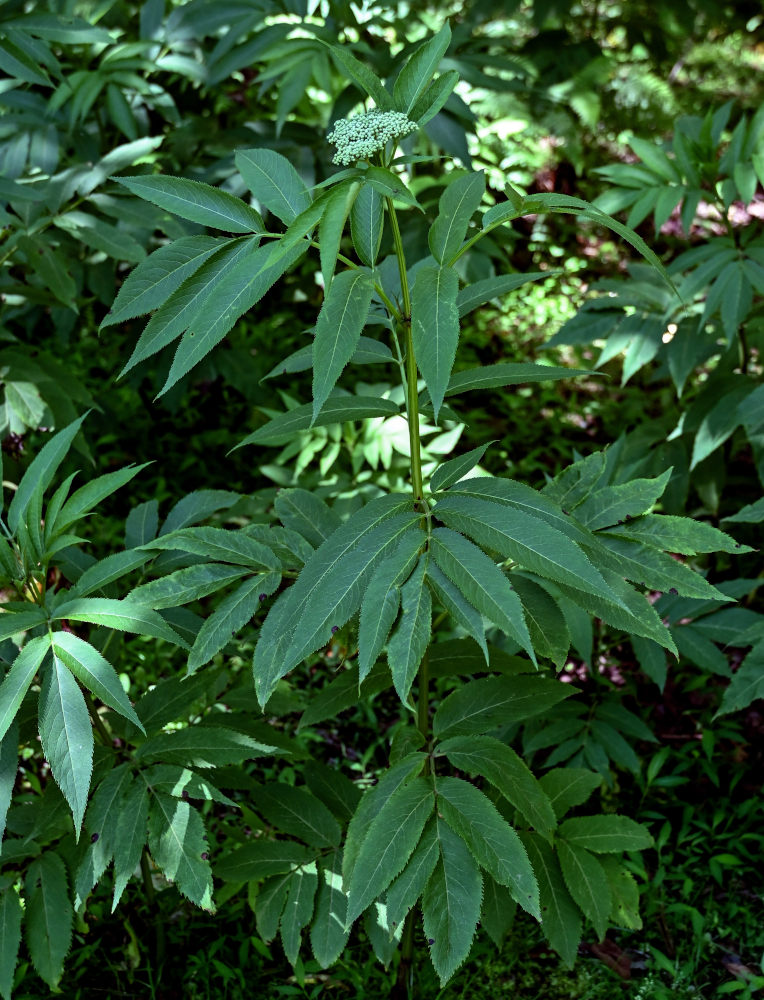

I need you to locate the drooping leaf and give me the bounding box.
[426,562,488,662]
[0,886,22,1000]
[24,853,72,989]
[129,563,249,610]
[422,818,482,985]
[254,495,417,706]
[715,649,764,717]
[188,574,278,674]
[600,856,642,930]
[49,631,143,730]
[137,726,274,769]
[147,793,214,909]
[39,651,93,833]
[429,528,535,661]
[436,776,539,917]
[430,442,494,493]
[385,819,439,932]
[433,673,573,739]
[358,529,425,681]
[280,862,318,966]
[274,489,341,549]
[216,840,313,883]
[438,734,556,839]
[143,526,281,570]
[575,469,672,530]
[324,43,395,110]
[557,840,610,941]
[236,395,400,448]
[607,514,751,555]
[251,784,341,848]
[387,554,431,706]
[0,720,17,846]
[255,874,292,943]
[320,181,361,288]
[455,272,549,318]
[312,269,375,421]
[558,815,653,853]
[0,636,49,743]
[512,574,571,669]
[111,778,149,909]
[309,854,350,968]
[434,494,621,606]
[520,832,582,967]
[445,363,591,397]
[539,769,602,820]
[480,874,517,947]
[346,778,434,924]
[411,264,460,421]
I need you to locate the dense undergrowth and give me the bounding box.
[1,0,763,997]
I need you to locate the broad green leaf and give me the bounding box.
[512,574,571,669]
[324,43,395,110]
[54,211,146,263]
[8,415,85,533]
[715,649,764,717]
[252,784,341,848]
[39,652,93,833]
[17,235,76,309]
[445,363,591,396]
[539,769,602,820]
[439,734,556,839]
[50,632,143,730]
[235,149,311,225]
[436,776,539,917]
[385,819,439,932]
[147,793,213,909]
[342,753,427,886]
[575,469,671,530]
[723,497,764,524]
[103,236,223,327]
[411,265,460,421]
[280,863,318,966]
[137,726,274,769]
[607,514,751,555]
[0,608,49,644]
[118,175,264,232]
[129,563,249,610]
[456,272,550,317]
[434,495,621,606]
[426,563,488,662]
[254,496,417,705]
[120,238,258,375]
[126,499,159,547]
[430,442,494,493]
[216,841,313,882]
[255,874,292,943]
[313,270,375,421]
[520,833,581,967]
[350,183,383,267]
[274,489,340,549]
[0,636,49,743]
[358,530,425,681]
[320,181,360,288]
[135,673,212,735]
[394,23,451,115]
[601,856,642,930]
[24,853,72,989]
[303,761,362,825]
[433,673,573,739]
[141,764,234,808]
[54,464,149,534]
[112,778,149,909]
[297,662,390,731]
[409,69,459,126]
[83,763,132,853]
[387,555,431,706]
[422,818,482,985]
[430,528,535,661]
[187,574,278,675]
[559,815,653,853]
[557,840,610,940]
[429,172,485,265]
[588,534,727,601]
[236,395,400,448]
[480,874,517,947]
[632,634,668,689]
[310,854,350,968]
[0,887,22,1000]
[145,526,280,570]
[72,550,151,597]
[0,34,52,86]
[0,720,17,846]
[53,598,186,647]
[161,241,306,395]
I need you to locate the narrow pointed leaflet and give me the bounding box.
[411,265,460,421]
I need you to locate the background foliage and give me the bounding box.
[0,0,763,997]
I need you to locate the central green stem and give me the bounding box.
[386,196,424,504]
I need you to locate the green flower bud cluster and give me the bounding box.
[327,110,417,165]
